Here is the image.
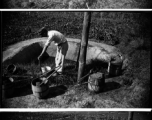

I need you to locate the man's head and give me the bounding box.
[39,26,48,37]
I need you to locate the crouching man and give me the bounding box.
[38,28,68,76]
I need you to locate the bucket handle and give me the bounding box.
[38,65,61,86]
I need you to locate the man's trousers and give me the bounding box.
[55,41,68,73]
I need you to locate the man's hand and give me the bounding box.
[38,55,42,61]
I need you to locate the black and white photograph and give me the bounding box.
[0,111,151,120]
[0,0,152,119]
[1,0,152,9]
[1,11,151,108]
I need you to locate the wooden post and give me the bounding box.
[75,43,81,70]
[77,12,91,82]
[128,112,134,120]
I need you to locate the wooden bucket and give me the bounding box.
[88,72,105,93]
[2,78,15,98]
[108,61,122,77]
[31,78,49,99]
[108,55,123,77]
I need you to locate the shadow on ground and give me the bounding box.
[3,84,32,99]
[47,85,68,99]
[103,81,121,92]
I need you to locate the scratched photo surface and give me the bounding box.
[2,11,151,108]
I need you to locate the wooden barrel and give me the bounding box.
[31,78,49,99]
[88,72,105,93]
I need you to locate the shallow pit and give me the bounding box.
[2,38,126,108]
[3,37,123,66]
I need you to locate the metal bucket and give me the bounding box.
[88,72,105,93]
[31,78,49,99]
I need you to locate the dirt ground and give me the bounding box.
[2,38,150,108]
[2,81,126,108]
[1,58,139,108]
[2,12,151,108]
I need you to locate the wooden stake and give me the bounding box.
[77,12,91,82]
[128,112,134,120]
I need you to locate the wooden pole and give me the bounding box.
[77,12,91,82]
[128,112,134,120]
[75,43,81,69]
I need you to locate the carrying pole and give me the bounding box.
[77,12,91,83]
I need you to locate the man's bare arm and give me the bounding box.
[38,38,51,60]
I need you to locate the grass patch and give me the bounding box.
[2,12,151,49]
[2,0,152,8]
